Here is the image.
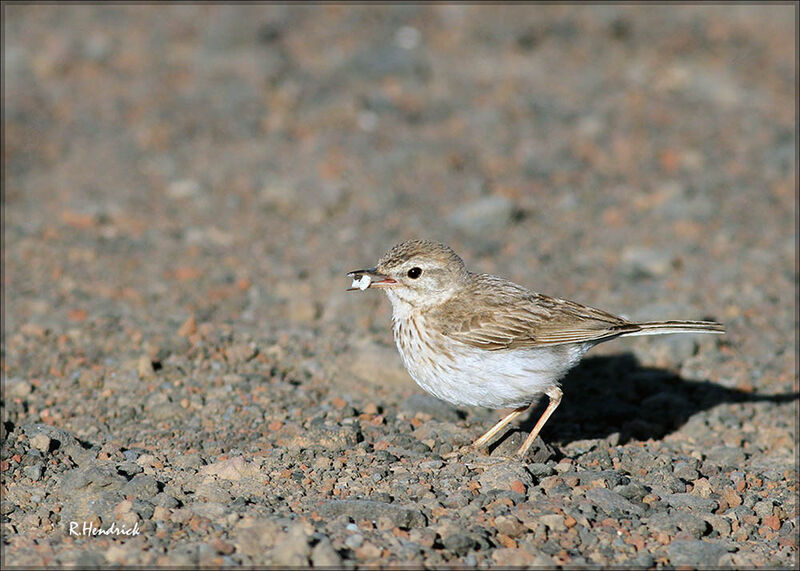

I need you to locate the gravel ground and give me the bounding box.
[2,4,797,568]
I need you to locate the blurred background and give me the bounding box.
[4,4,795,395]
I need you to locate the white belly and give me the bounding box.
[393,315,588,409]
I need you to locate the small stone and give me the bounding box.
[478,464,533,494]
[664,492,718,512]
[30,433,52,453]
[526,463,556,479]
[138,355,156,379]
[121,474,159,498]
[311,536,342,566]
[279,423,361,452]
[585,487,645,517]
[615,481,649,502]
[344,534,364,549]
[7,379,32,398]
[494,515,525,537]
[647,511,709,538]
[313,456,331,470]
[355,541,382,560]
[690,477,714,498]
[408,528,436,548]
[234,518,283,555]
[116,461,143,478]
[701,514,732,536]
[705,446,746,469]
[272,524,311,566]
[762,515,781,531]
[491,547,544,566]
[320,500,426,529]
[667,539,726,567]
[23,463,43,481]
[420,460,444,470]
[440,530,475,554]
[753,500,774,519]
[60,464,127,493]
[191,502,227,520]
[152,506,170,520]
[152,493,180,509]
[199,457,259,481]
[722,488,743,508]
[196,483,233,504]
[538,513,566,532]
[173,454,205,469]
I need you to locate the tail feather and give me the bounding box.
[620,320,725,337]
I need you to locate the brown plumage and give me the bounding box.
[348,239,725,458]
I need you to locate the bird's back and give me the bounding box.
[428,272,635,351]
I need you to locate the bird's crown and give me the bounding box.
[377,240,465,273]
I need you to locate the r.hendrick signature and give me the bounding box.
[69,520,141,537]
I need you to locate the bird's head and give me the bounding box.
[347,240,468,310]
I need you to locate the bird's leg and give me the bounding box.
[472,406,528,450]
[515,387,562,459]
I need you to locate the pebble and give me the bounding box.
[667,539,728,567]
[6,379,32,398]
[584,488,645,518]
[705,446,747,469]
[234,519,282,556]
[120,474,159,498]
[271,524,312,567]
[664,492,719,512]
[29,434,51,454]
[477,464,533,494]
[198,457,258,480]
[319,500,426,529]
[23,464,43,481]
[310,536,342,566]
[493,515,526,537]
[137,355,156,379]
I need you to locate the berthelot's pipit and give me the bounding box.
[347,240,725,459]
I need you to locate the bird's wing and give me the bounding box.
[434,276,637,350]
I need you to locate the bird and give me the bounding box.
[347,239,725,459]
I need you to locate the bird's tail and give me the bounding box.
[621,320,725,337]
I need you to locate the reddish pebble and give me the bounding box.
[67,309,87,322]
[763,515,781,531]
[510,479,527,494]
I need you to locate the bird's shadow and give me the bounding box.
[499,353,799,447]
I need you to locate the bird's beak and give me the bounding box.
[346,268,397,291]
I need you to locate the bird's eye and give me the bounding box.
[407,267,422,279]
